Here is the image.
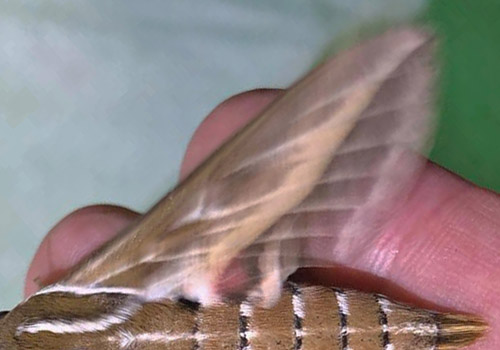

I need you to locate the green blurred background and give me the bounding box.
[425,0,500,190]
[0,1,499,309]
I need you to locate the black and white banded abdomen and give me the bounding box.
[2,284,485,350]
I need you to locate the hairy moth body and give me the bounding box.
[0,284,485,350]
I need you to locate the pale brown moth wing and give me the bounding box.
[232,29,435,305]
[56,27,435,306]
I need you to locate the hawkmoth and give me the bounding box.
[0,26,486,350]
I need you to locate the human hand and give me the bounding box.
[24,89,498,349]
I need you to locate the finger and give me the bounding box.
[180,89,283,180]
[356,165,499,348]
[24,205,139,297]
[179,89,498,348]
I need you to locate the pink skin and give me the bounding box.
[24,89,498,349]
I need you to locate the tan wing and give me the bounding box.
[59,27,436,305]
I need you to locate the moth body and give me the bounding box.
[0,26,487,350]
[0,284,485,350]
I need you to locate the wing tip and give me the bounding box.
[383,25,437,60]
[384,24,435,44]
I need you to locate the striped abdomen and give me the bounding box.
[3,285,485,350]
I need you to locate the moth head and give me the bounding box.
[0,295,61,350]
[0,307,18,350]
[0,289,145,350]
[0,311,10,349]
[0,293,80,350]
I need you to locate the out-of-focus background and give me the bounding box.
[0,1,499,309]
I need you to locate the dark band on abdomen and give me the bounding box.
[375,295,391,350]
[239,302,251,350]
[290,283,304,350]
[333,288,349,350]
[178,298,201,350]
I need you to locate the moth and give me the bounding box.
[0,26,487,350]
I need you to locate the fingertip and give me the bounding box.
[341,164,500,338]
[180,88,283,180]
[24,205,139,297]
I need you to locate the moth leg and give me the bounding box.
[33,276,46,290]
[251,243,286,308]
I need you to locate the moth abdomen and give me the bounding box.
[1,284,485,350]
[433,313,488,350]
[237,285,486,350]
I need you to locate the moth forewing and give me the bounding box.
[0,26,487,350]
[58,27,437,306]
